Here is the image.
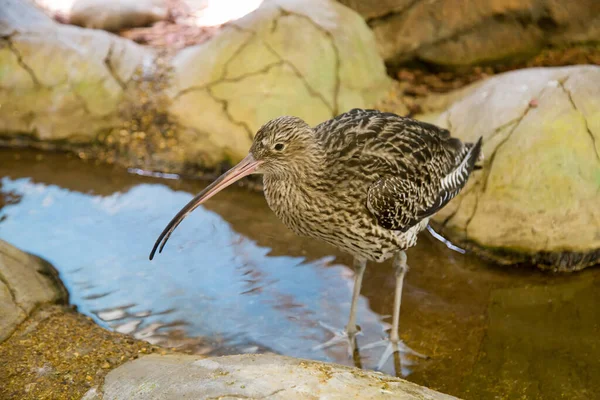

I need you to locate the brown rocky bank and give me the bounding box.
[0,305,164,400]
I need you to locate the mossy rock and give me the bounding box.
[430,65,600,271]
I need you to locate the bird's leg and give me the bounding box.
[313,257,366,357]
[346,257,367,337]
[363,251,428,373]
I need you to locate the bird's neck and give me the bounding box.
[290,145,327,184]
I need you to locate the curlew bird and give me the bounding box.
[150,108,483,370]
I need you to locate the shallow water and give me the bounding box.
[1,149,599,399]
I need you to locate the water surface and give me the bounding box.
[1,149,598,399]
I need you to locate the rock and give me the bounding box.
[429,65,600,271]
[101,353,458,399]
[70,0,168,32]
[0,240,67,342]
[338,0,600,68]
[0,0,154,141]
[168,0,392,165]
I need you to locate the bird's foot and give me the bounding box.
[312,321,362,358]
[362,338,428,373]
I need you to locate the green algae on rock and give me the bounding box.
[0,0,153,141]
[168,0,392,166]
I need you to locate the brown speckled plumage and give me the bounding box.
[255,108,482,262]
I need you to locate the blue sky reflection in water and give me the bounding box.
[0,177,381,360]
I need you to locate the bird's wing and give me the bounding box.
[366,136,483,231]
[366,175,425,231]
[316,108,457,176]
[315,108,481,231]
[420,136,483,218]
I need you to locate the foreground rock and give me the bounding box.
[339,0,600,68]
[428,65,600,271]
[0,240,67,342]
[94,353,457,400]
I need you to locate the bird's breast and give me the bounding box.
[263,178,328,237]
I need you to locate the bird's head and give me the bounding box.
[148,115,321,260]
[250,116,319,177]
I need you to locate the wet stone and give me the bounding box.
[0,240,68,342]
[100,353,459,399]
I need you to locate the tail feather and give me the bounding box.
[418,136,483,218]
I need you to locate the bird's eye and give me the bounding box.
[274,143,285,151]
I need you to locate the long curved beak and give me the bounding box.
[149,154,261,260]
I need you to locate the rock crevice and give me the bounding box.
[104,42,127,90]
[558,79,600,162]
[207,85,256,140]
[5,37,41,87]
[274,7,342,114]
[0,269,23,314]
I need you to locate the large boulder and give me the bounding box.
[168,0,392,166]
[0,0,154,141]
[428,65,600,271]
[338,0,600,68]
[95,353,458,399]
[0,240,68,342]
